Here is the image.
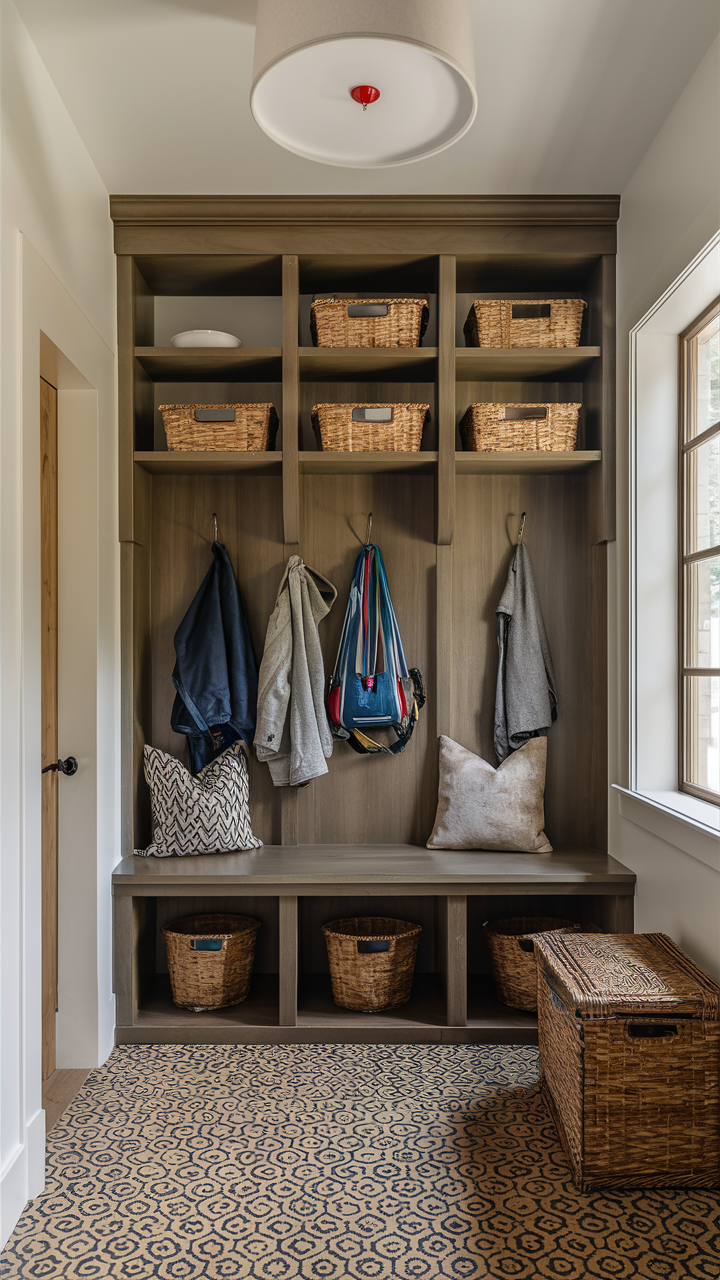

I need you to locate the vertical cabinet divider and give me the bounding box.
[435,543,453,740]
[113,893,133,1026]
[439,895,467,1027]
[118,255,139,544]
[282,255,300,545]
[279,895,299,1026]
[437,254,457,546]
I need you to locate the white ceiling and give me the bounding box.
[14,0,719,195]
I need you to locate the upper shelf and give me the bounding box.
[135,347,282,381]
[456,450,600,474]
[134,451,282,475]
[299,347,437,382]
[134,345,599,385]
[133,450,598,477]
[300,451,436,475]
[456,347,600,381]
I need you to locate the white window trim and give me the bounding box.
[613,785,719,872]
[627,231,720,853]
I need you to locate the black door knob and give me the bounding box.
[42,756,78,777]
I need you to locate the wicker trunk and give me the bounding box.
[534,932,720,1190]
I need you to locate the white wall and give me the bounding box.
[0,0,118,1247]
[611,38,720,979]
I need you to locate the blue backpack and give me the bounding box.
[327,543,425,756]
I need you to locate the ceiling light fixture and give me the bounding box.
[251,0,477,168]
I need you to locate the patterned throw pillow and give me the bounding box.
[135,740,262,858]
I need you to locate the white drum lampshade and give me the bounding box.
[251,0,477,168]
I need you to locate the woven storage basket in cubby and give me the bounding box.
[323,917,422,1012]
[312,403,429,452]
[534,931,720,1190]
[159,403,278,452]
[484,917,591,1012]
[460,402,580,452]
[162,913,260,1011]
[311,298,429,348]
[464,299,586,348]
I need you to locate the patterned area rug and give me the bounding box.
[3,1044,719,1279]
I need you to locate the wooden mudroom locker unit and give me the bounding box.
[111,195,636,1046]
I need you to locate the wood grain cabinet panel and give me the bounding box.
[111,195,629,1046]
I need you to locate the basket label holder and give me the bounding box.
[347,304,389,317]
[194,408,237,422]
[503,406,548,421]
[511,303,552,319]
[352,407,393,423]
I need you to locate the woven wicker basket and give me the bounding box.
[535,931,720,1190]
[464,299,586,348]
[323,917,422,1012]
[460,403,580,452]
[485,917,587,1011]
[312,403,429,453]
[159,403,278,452]
[311,298,429,348]
[162,913,260,1011]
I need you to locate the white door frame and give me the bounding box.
[0,235,119,1244]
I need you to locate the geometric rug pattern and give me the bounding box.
[3,1043,719,1279]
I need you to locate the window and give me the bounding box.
[680,298,720,804]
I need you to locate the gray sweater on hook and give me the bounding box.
[494,542,557,763]
[255,556,337,787]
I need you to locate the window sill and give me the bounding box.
[613,785,719,873]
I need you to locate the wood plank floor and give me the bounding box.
[43,1069,90,1133]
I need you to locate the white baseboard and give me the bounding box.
[27,1108,46,1200]
[0,1109,45,1250]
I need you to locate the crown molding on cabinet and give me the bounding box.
[110,194,621,228]
[110,195,620,258]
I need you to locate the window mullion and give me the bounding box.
[679,300,720,803]
[683,543,720,566]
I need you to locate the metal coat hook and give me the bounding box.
[517,512,527,546]
[212,512,219,543]
[366,513,373,545]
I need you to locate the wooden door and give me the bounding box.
[40,376,58,1080]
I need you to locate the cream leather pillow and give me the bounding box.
[427,735,552,852]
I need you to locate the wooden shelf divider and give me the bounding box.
[282,255,300,544]
[299,347,437,381]
[299,450,436,475]
[135,347,283,382]
[278,896,298,1027]
[437,255,457,545]
[134,450,282,475]
[455,346,600,382]
[456,450,600,474]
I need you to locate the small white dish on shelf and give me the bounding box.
[170,330,242,348]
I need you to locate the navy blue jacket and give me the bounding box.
[171,541,258,773]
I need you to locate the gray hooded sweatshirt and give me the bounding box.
[494,542,557,763]
[254,556,337,787]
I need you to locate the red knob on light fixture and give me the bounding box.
[351,85,380,110]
